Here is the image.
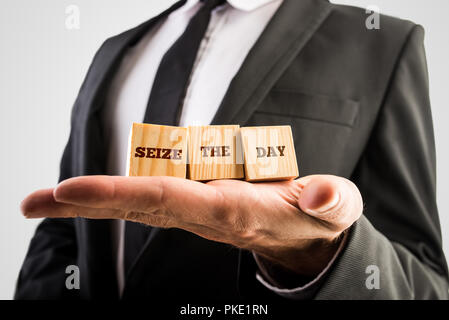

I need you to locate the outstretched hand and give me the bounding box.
[21,174,362,276]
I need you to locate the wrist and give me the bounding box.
[254,231,346,277]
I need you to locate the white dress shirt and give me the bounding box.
[102,0,283,295]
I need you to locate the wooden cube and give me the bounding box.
[240,125,299,182]
[127,123,187,178]
[188,125,244,181]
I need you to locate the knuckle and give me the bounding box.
[124,210,173,228]
[232,224,259,249]
[124,211,144,223]
[213,208,237,228]
[210,206,257,243]
[210,189,232,224]
[226,212,258,245]
[209,188,259,245]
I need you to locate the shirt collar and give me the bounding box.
[227,0,280,11]
[178,0,280,13]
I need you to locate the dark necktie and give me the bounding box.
[124,0,227,275]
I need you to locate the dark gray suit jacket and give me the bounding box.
[15,0,449,300]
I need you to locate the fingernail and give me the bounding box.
[306,192,340,215]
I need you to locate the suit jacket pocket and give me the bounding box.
[245,90,360,175]
[253,89,359,128]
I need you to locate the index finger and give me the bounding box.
[53,175,225,222]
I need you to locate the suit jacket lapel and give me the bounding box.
[211,0,333,125]
[77,0,187,175]
[73,0,187,299]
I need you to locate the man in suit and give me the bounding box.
[15,0,449,300]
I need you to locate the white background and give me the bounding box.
[0,0,448,299]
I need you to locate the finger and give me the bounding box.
[21,187,176,227]
[21,188,124,219]
[297,175,363,232]
[21,188,55,217]
[53,176,225,225]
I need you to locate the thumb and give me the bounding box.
[297,175,363,231]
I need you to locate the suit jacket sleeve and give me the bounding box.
[14,109,80,300]
[314,25,449,299]
[14,218,78,299]
[13,34,112,299]
[241,24,449,300]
